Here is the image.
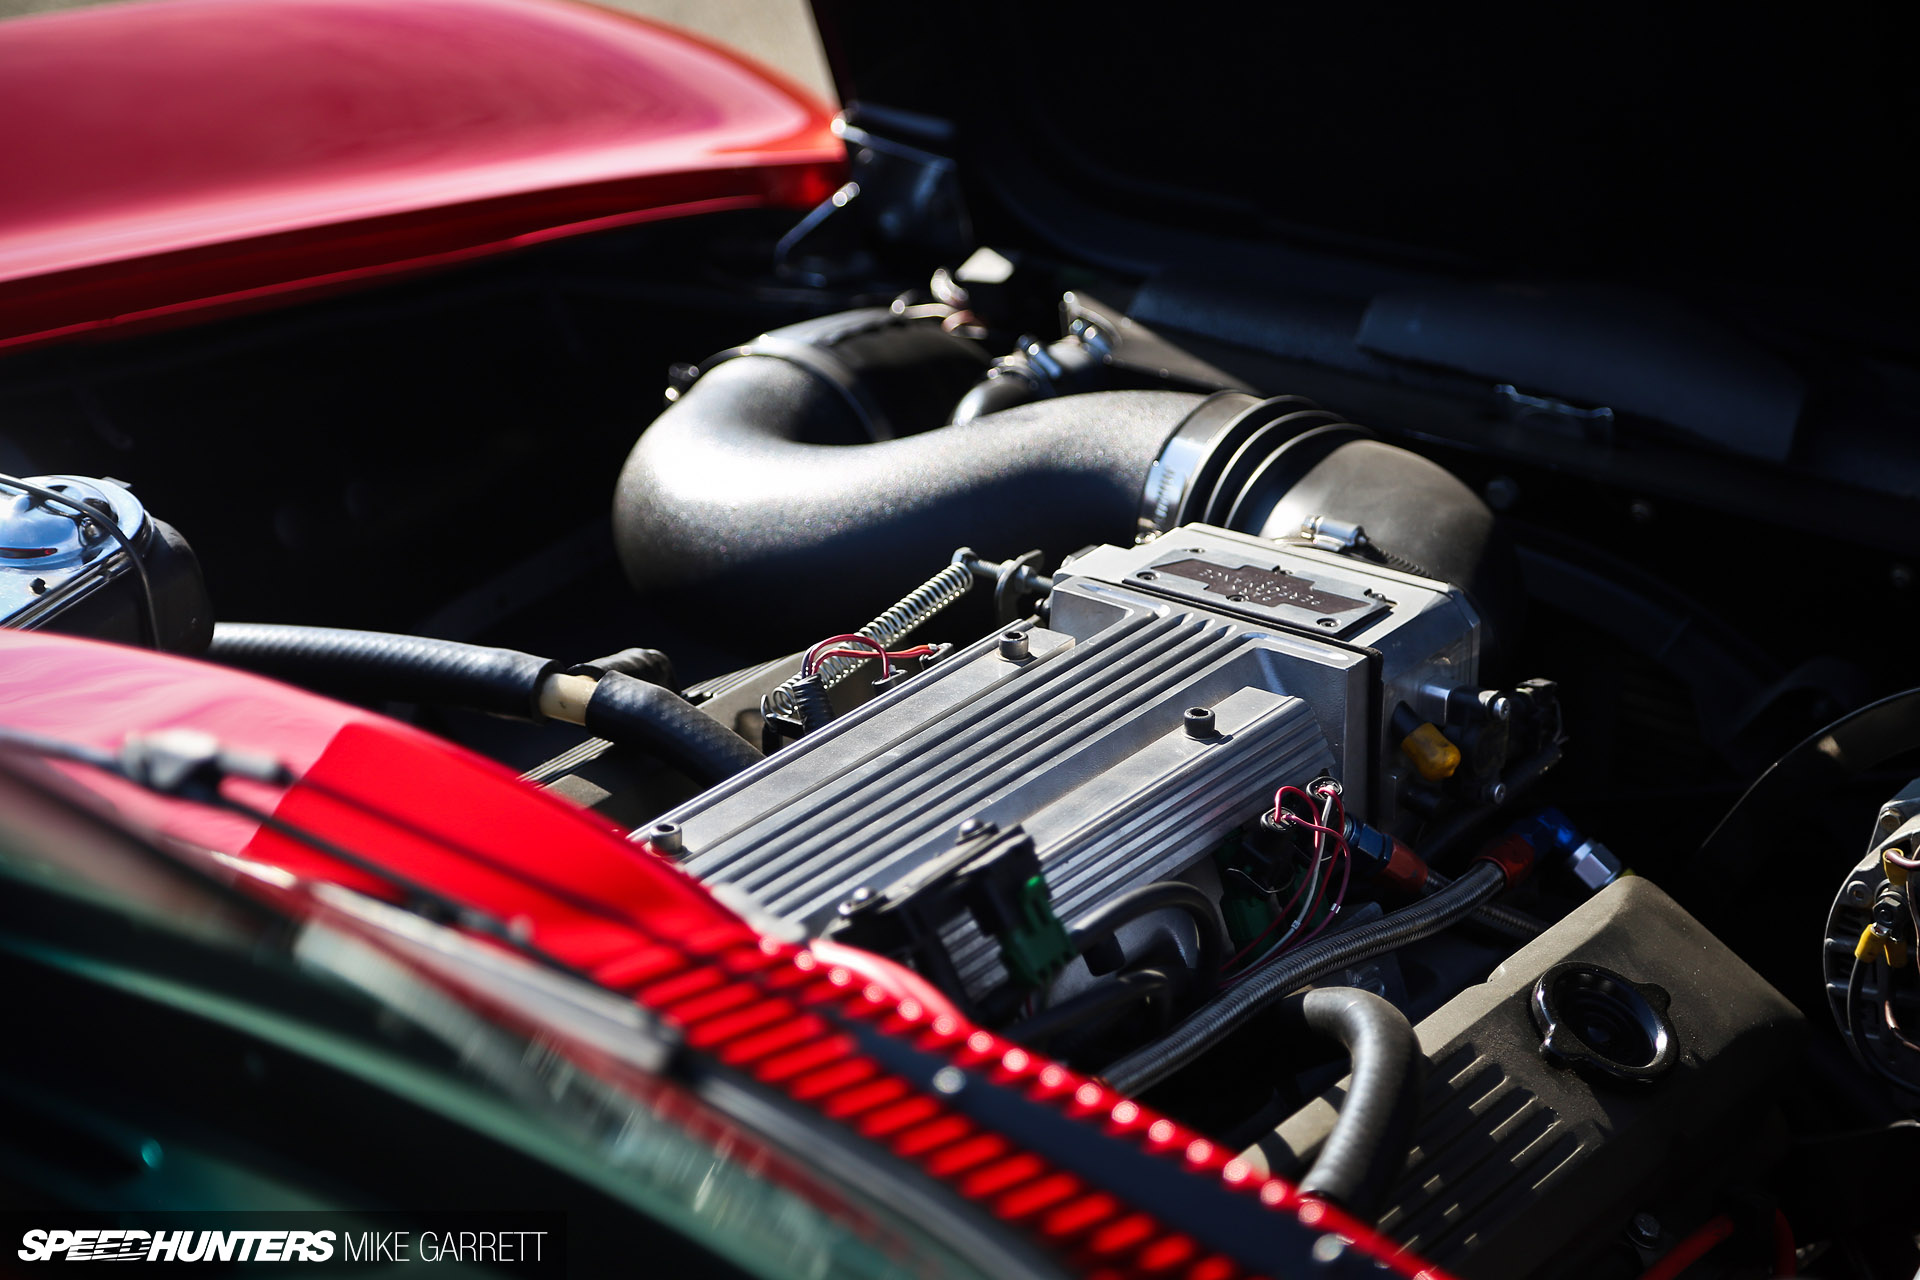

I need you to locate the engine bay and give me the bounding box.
[5,201,1920,1277]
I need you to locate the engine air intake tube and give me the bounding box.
[614,308,1515,652]
[615,309,1204,627]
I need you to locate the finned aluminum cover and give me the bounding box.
[660,523,1479,981]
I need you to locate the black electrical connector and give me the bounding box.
[825,822,1074,1017]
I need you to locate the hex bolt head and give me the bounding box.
[956,817,991,842]
[1487,694,1513,721]
[1628,1214,1662,1247]
[998,630,1031,661]
[1183,706,1218,739]
[646,821,684,855]
[1484,780,1511,806]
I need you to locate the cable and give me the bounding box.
[1423,869,1550,943]
[1226,847,1323,975]
[1290,787,1352,951]
[1,472,160,647]
[1102,861,1507,1095]
[1293,841,1354,951]
[1884,993,1920,1055]
[763,557,976,722]
[1224,865,1316,973]
[1226,783,1348,976]
[803,633,895,677]
[804,642,938,677]
[1273,782,1333,825]
[1636,1214,1735,1280]
[1883,846,1920,872]
[1844,955,1920,1094]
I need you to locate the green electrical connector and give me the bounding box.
[1221,890,1274,949]
[1213,830,1283,947]
[996,873,1076,987]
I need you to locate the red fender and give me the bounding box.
[0,0,844,352]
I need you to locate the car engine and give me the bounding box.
[8,0,1920,1272]
[3,242,1915,1280]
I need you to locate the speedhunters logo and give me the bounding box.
[20,1230,337,1262]
[7,1215,562,1274]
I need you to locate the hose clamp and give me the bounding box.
[1135,395,1369,542]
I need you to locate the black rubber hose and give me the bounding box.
[583,671,763,786]
[210,623,558,719]
[613,322,1205,625]
[1068,881,1230,986]
[208,624,760,785]
[1102,861,1507,1095]
[575,646,677,688]
[1006,969,1173,1049]
[1292,987,1423,1218]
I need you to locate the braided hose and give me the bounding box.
[762,558,974,720]
[1102,862,1507,1095]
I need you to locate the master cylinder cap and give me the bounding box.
[0,473,211,652]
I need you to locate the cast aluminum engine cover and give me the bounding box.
[657,524,1480,990]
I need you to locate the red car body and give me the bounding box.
[0,0,843,352]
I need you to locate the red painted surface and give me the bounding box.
[0,629,1437,1279]
[0,0,844,352]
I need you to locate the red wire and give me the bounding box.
[1274,784,1320,822]
[1224,858,1317,970]
[1287,788,1351,952]
[1227,782,1350,974]
[807,643,938,673]
[1293,844,1352,949]
[803,633,892,677]
[1637,1215,1735,1280]
[802,635,942,681]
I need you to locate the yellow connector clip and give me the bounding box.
[1401,722,1462,782]
[1885,847,1912,887]
[1857,923,1910,968]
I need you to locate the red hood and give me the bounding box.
[0,0,843,351]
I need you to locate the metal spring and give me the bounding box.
[762,558,975,720]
